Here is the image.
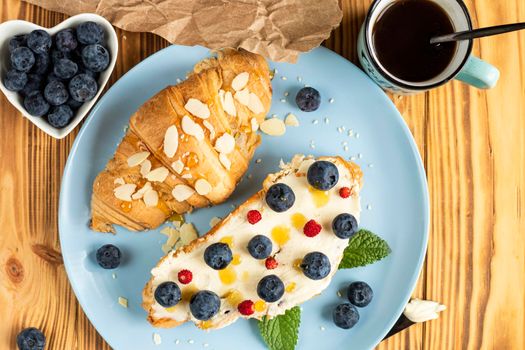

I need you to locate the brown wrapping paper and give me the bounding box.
[24,0,343,62]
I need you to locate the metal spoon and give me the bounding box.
[430,22,525,45]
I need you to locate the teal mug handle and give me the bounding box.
[455,56,500,89]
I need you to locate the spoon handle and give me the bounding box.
[430,22,525,44]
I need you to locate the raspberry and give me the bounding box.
[265,256,278,270]
[177,269,193,284]
[303,219,322,237]
[339,187,352,198]
[247,209,262,224]
[238,300,255,316]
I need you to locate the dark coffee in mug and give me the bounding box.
[372,0,457,82]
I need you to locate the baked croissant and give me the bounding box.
[91,49,272,233]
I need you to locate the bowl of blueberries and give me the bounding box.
[0,13,117,139]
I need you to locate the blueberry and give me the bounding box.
[44,80,69,106]
[247,235,273,259]
[66,97,83,110]
[300,251,331,280]
[76,61,99,80]
[95,244,121,269]
[54,58,78,79]
[3,69,28,91]
[257,275,284,302]
[203,242,232,270]
[154,281,181,307]
[16,327,46,350]
[265,183,295,212]
[30,53,50,75]
[76,21,105,44]
[189,290,220,320]
[27,29,51,54]
[9,34,27,52]
[295,87,321,112]
[331,213,358,239]
[47,105,73,128]
[46,73,62,85]
[347,281,373,307]
[307,161,339,191]
[69,74,97,102]
[55,28,78,52]
[10,47,35,72]
[23,91,49,117]
[333,303,360,329]
[50,49,71,64]
[21,74,43,96]
[81,44,109,72]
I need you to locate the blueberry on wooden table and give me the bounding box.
[23,91,50,117]
[347,281,374,307]
[68,73,97,102]
[333,303,360,329]
[47,105,73,128]
[76,21,105,44]
[190,290,221,320]
[16,327,46,350]
[3,69,28,92]
[44,80,69,106]
[55,28,78,52]
[295,86,321,112]
[95,244,121,269]
[10,47,35,72]
[27,29,52,54]
[257,274,285,302]
[154,281,181,307]
[81,44,110,72]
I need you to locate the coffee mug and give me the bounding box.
[357,0,500,94]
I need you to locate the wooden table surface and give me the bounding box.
[1,0,524,349]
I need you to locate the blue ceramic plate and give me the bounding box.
[59,45,429,350]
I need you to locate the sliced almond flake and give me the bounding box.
[219,153,231,170]
[195,178,212,195]
[114,184,137,201]
[184,98,210,119]
[160,226,174,236]
[118,296,128,308]
[234,88,250,106]
[114,177,125,185]
[248,93,264,114]
[285,113,300,127]
[218,89,226,106]
[171,159,184,174]
[145,167,169,182]
[181,173,192,179]
[163,125,179,158]
[127,151,150,167]
[250,117,259,131]
[140,159,152,177]
[209,216,222,227]
[202,120,216,139]
[172,184,195,201]
[167,228,181,246]
[181,115,204,141]
[180,223,199,244]
[214,132,235,154]
[222,91,236,116]
[131,182,152,200]
[152,332,162,345]
[231,72,249,91]
[143,189,159,207]
[161,244,172,254]
[260,118,286,136]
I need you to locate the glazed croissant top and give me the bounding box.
[91,49,272,233]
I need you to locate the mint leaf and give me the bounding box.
[258,306,301,350]
[339,229,391,269]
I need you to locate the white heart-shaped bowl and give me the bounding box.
[0,13,118,139]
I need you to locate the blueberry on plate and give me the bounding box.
[347,281,373,307]
[81,44,110,72]
[3,69,28,92]
[333,303,360,329]
[295,86,321,112]
[66,97,83,110]
[265,183,295,212]
[76,21,105,44]
[154,281,181,307]
[10,47,35,72]
[9,34,27,52]
[300,251,331,280]
[44,80,69,106]
[55,28,78,52]
[69,74,97,102]
[95,244,121,269]
[189,290,220,320]
[47,105,73,128]
[307,160,339,191]
[331,213,358,239]
[54,58,78,79]
[257,275,285,302]
[30,53,50,75]
[16,327,46,350]
[27,29,51,54]
[23,91,49,117]
[204,242,232,270]
[247,235,273,259]
[21,74,43,96]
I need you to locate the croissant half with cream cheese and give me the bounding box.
[90,49,272,233]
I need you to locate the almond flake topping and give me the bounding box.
[127,151,150,167]
[131,182,152,200]
[251,117,259,131]
[182,173,192,179]
[214,132,235,154]
[114,184,137,202]
[260,118,286,136]
[203,120,216,139]
[219,153,231,170]
[171,160,184,174]
[184,98,210,119]
[163,125,179,158]
[195,178,212,195]
[172,184,195,202]
[143,189,159,207]
[181,115,204,141]
[247,93,264,114]
[140,159,152,177]
[221,90,236,116]
[114,177,125,185]
[234,88,250,106]
[285,113,300,127]
[145,167,169,182]
[231,72,249,91]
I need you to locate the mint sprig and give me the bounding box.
[339,229,391,269]
[258,306,301,350]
